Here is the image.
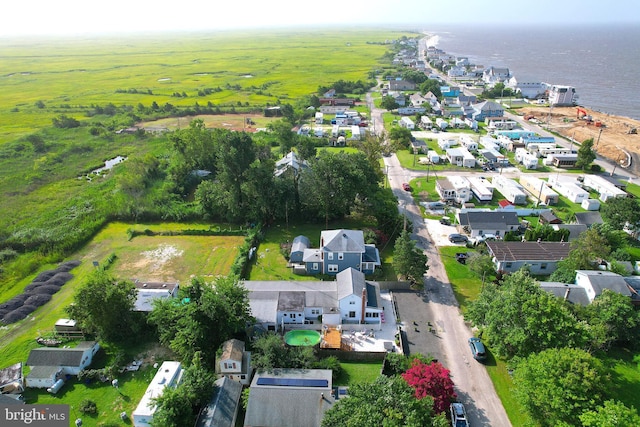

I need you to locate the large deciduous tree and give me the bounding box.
[66,271,142,345]
[583,289,640,350]
[579,399,640,427]
[601,196,640,231]
[393,229,428,285]
[250,332,315,371]
[465,269,586,359]
[321,375,448,427]
[380,95,400,111]
[576,138,597,171]
[148,276,252,367]
[300,151,380,227]
[513,347,610,427]
[402,360,456,414]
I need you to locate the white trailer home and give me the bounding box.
[399,116,415,130]
[492,175,528,205]
[479,136,499,151]
[527,142,557,157]
[315,112,324,124]
[520,175,559,205]
[427,150,440,163]
[467,176,494,202]
[420,116,433,129]
[539,146,575,158]
[581,175,628,202]
[435,118,449,130]
[446,147,476,168]
[438,137,457,150]
[548,176,589,203]
[350,125,362,140]
[459,135,478,151]
[515,148,539,169]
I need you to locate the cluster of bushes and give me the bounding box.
[126,226,248,241]
[0,260,79,324]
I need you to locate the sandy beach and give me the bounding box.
[517,105,640,175]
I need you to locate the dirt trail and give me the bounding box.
[519,106,640,174]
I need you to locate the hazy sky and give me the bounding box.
[2,0,637,37]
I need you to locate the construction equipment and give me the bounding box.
[576,107,592,122]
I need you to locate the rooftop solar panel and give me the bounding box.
[257,377,328,387]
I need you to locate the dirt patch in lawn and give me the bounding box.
[135,244,184,272]
[139,113,274,132]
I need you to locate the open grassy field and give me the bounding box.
[0,29,413,143]
[0,222,242,363]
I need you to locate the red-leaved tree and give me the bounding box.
[401,360,457,414]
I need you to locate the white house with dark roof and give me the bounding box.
[302,229,380,276]
[242,268,383,332]
[244,369,334,427]
[216,339,252,385]
[458,211,520,238]
[482,66,511,85]
[486,241,571,274]
[26,341,100,389]
[575,270,634,303]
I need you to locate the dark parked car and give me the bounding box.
[439,217,451,225]
[450,402,469,427]
[448,233,468,244]
[468,337,487,361]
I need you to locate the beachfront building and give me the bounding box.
[505,75,546,99]
[482,66,511,85]
[548,84,578,106]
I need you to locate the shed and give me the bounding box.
[581,199,601,211]
[290,236,311,263]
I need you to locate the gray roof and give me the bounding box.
[26,365,60,381]
[277,291,305,311]
[26,342,97,368]
[574,212,603,226]
[539,282,590,306]
[552,224,587,241]
[487,241,571,262]
[336,268,366,301]
[195,377,242,427]
[459,211,520,230]
[302,248,322,263]
[474,100,503,112]
[0,362,22,387]
[363,245,381,264]
[275,151,308,178]
[245,369,334,427]
[291,235,311,253]
[540,211,562,224]
[321,229,365,253]
[0,394,24,405]
[577,270,633,297]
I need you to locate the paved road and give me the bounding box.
[384,153,511,427]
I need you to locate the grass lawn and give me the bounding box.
[605,348,640,410]
[333,360,383,386]
[23,352,161,426]
[0,221,242,374]
[245,218,393,281]
[438,246,485,312]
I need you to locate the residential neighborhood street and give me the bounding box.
[385,152,512,427]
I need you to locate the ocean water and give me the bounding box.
[426,24,640,121]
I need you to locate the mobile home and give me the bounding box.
[467,176,494,202]
[435,118,449,130]
[436,176,472,204]
[492,175,527,205]
[520,175,559,205]
[427,150,440,163]
[548,176,589,203]
[446,147,476,168]
[459,135,478,151]
[582,175,627,202]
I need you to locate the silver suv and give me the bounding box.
[450,402,469,427]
